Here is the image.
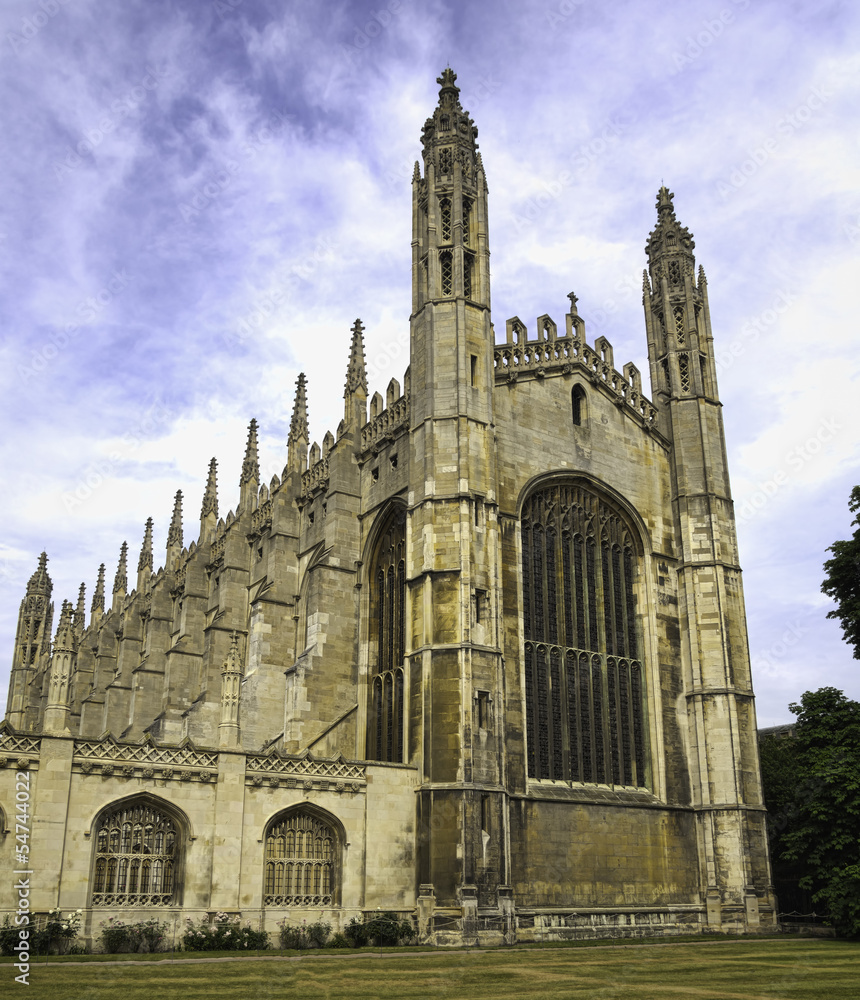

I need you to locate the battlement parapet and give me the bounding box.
[494,315,657,426]
[360,393,410,456]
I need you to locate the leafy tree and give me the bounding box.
[761,687,860,937]
[822,485,860,658]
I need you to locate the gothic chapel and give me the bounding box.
[2,70,775,945]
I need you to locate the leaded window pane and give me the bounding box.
[264,812,335,907]
[369,511,406,762]
[92,801,178,906]
[520,484,647,787]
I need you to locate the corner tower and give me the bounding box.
[644,187,773,929]
[407,70,504,920]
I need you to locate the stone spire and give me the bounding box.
[27,551,52,597]
[138,517,154,592]
[91,563,106,625]
[6,553,54,729]
[413,67,489,312]
[112,542,128,613]
[166,491,183,571]
[73,582,86,636]
[287,373,309,475]
[643,185,715,403]
[45,599,76,733]
[219,629,245,748]
[345,319,368,395]
[200,457,219,539]
[239,419,260,512]
[53,599,76,653]
[344,320,368,430]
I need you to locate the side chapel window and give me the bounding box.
[521,483,647,787]
[92,800,179,905]
[264,810,335,906]
[368,510,406,762]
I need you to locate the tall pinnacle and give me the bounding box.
[241,419,259,484]
[138,517,154,592]
[288,374,308,445]
[167,491,183,548]
[27,552,52,597]
[91,563,106,618]
[287,373,309,475]
[239,419,260,511]
[138,517,154,571]
[74,582,86,634]
[345,319,368,395]
[53,599,75,651]
[201,457,218,520]
[113,542,128,595]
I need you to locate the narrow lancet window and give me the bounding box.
[368,510,406,762]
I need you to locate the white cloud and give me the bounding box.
[1,0,859,723]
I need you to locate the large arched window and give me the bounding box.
[264,810,336,906]
[368,509,406,762]
[521,482,646,787]
[91,798,181,906]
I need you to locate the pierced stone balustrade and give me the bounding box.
[493,335,656,425]
[301,456,330,498]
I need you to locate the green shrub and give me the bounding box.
[327,932,351,948]
[100,917,169,954]
[365,911,414,947]
[182,913,269,951]
[0,917,22,956]
[344,916,369,947]
[27,909,83,955]
[277,919,331,949]
[1,909,85,956]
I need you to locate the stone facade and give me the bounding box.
[2,69,775,947]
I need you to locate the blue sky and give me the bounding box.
[0,0,858,726]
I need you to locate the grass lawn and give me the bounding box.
[5,938,858,999]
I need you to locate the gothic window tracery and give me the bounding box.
[440,250,453,296]
[668,260,681,284]
[92,800,179,906]
[264,810,335,906]
[464,252,474,298]
[440,198,452,243]
[439,147,453,174]
[368,510,406,762]
[678,353,691,394]
[520,484,646,787]
[673,305,685,343]
[462,197,471,245]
